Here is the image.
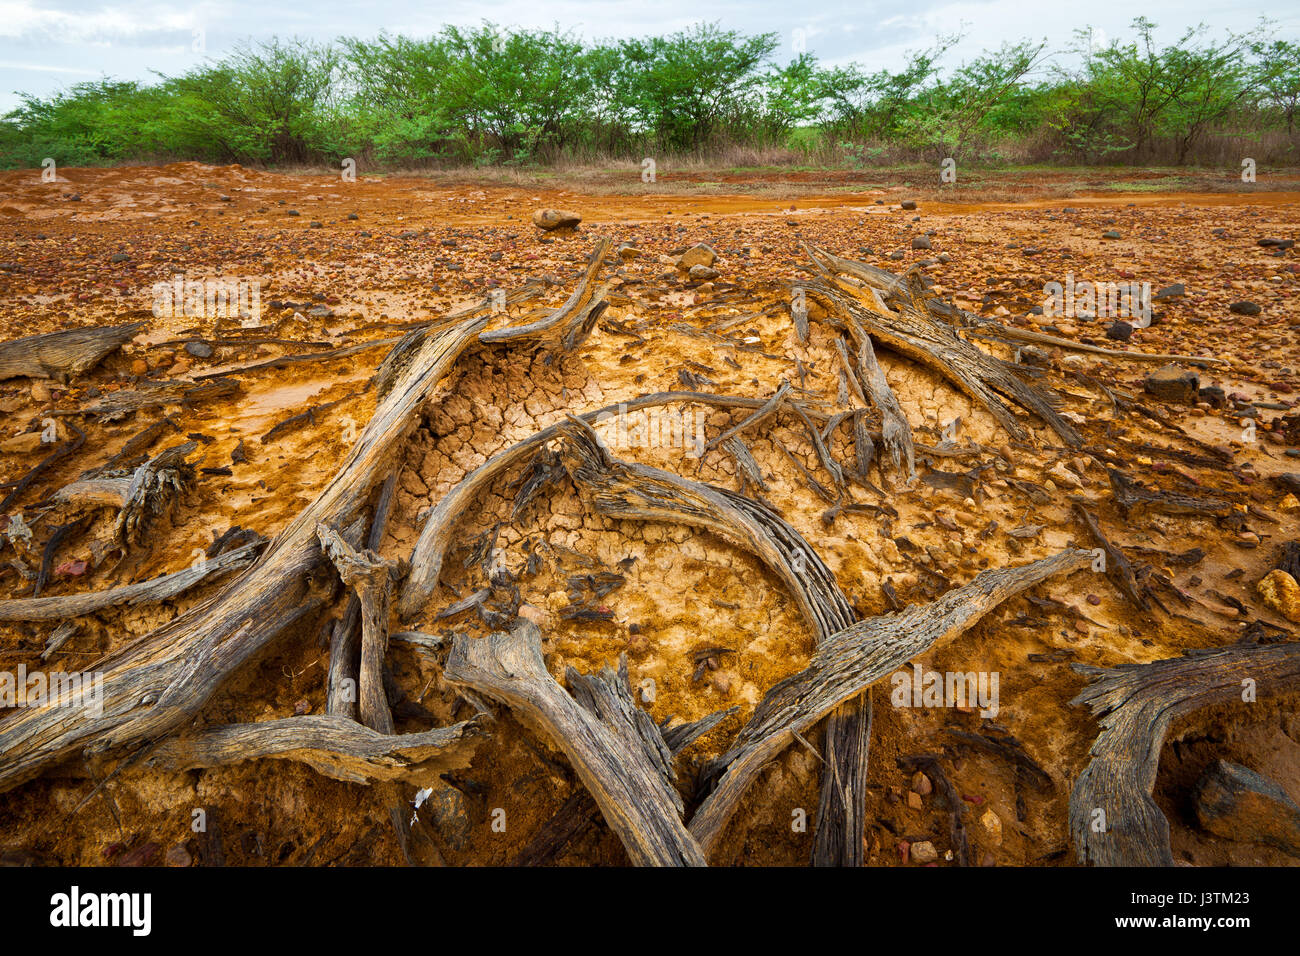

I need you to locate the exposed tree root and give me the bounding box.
[445,619,706,866]
[145,713,485,785]
[1068,641,1300,866]
[688,548,1091,857]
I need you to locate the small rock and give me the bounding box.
[429,787,471,851]
[130,359,149,377]
[110,252,130,263]
[901,200,917,210]
[165,844,192,867]
[185,342,214,359]
[911,235,931,250]
[1144,364,1199,405]
[911,771,932,796]
[1154,282,1185,300]
[676,243,717,271]
[906,790,923,810]
[1229,300,1261,316]
[980,809,1003,846]
[1102,230,1122,239]
[1105,321,1133,341]
[911,840,938,863]
[688,264,719,280]
[30,381,52,403]
[293,698,312,716]
[1257,569,1300,623]
[533,208,582,231]
[0,432,44,454]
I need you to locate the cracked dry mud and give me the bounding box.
[0,162,1298,867]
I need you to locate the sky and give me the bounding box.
[1,0,1296,114]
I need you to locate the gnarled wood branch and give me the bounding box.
[1068,641,1300,866]
[688,548,1092,857]
[445,619,706,866]
[146,713,485,785]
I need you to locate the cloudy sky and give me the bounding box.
[1,0,1295,113]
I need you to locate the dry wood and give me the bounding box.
[0,541,260,623]
[146,713,484,785]
[1072,504,1150,611]
[703,381,790,453]
[114,441,197,549]
[0,323,143,382]
[1068,641,1300,866]
[511,706,736,866]
[0,310,489,794]
[688,548,1091,857]
[549,417,870,866]
[400,390,820,620]
[317,524,399,735]
[805,246,1081,447]
[327,471,398,719]
[444,619,706,866]
[479,238,611,345]
[1106,468,1231,520]
[851,322,915,483]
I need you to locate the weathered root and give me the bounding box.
[114,441,197,550]
[1068,641,1300,866]
[445,619,707,866]
[510,706,736,866]
[479,238,612,345]
[0,541,261,623]
[0,310,490,794]
[316,523,400,735]
[0,322,143,382]
[804,245,1081,447]
[688,548,1092,857]
[549,416,872,865]
[145,713,485,785]
[399,390,812,620]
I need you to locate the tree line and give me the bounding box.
[2,17,1297,170]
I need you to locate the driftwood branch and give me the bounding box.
[445,619,706,866]
[688,548,1092,857]
[146,713,484,785]
[1068,641,1300,866]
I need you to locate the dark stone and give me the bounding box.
[1105,321,1133,341]
[1154,282,1185,300]
[901,200,917,210]
[1144,364,1199,405]
[1229,301,1261,316]
[185,342,214,359]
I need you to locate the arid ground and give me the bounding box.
[0,162,1297,866]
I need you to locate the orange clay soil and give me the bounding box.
[0,161,1297,866]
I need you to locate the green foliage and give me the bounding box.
[2,18,1296,170]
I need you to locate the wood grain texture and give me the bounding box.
[689,548,1092,856]
[445,619,706,866]
[146,713,484,785]
[1068,641,1300,866]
